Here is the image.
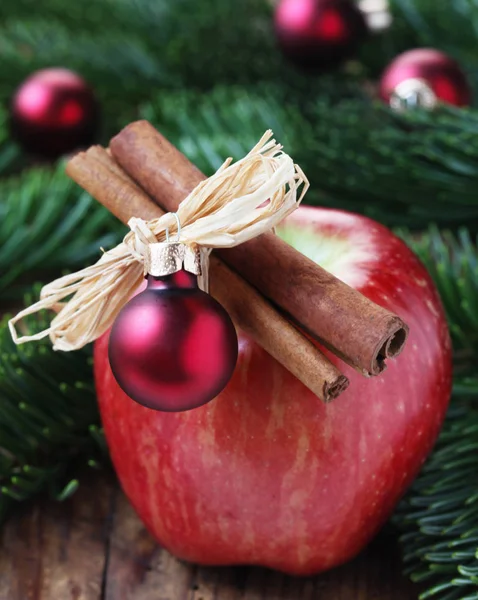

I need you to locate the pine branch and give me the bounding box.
[0,166,123,299]
[140,82,364,178]
[394,226,478,598]
[0,104,25,177]
[0,0,280,114]
[394,389,478,600]
[403,227,478,359]
[123,0,280,87]
[0,304,103,523]
[142,85,478,229]
[0,0,128,32]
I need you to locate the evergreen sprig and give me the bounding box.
[404,227,478,358]
[0,0,280,115]
[0,304,103,523]
[0,104,24,177]
[395,227,478,598]
[142,85,478,230]
[394,395,478,600]
[0,165,123,298]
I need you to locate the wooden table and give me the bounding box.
[0,471,419,600]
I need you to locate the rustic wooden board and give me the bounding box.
[0,471,420,600]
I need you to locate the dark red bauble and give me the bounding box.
[108,271,238,413]
[11,68,99,158]
[380,48,471,108]
[274,0,368,70]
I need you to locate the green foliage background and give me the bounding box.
[1,1,478,597]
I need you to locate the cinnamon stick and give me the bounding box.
[109,121,409,377]
[66,147,349,402]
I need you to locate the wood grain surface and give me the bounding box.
[0,471,419,600]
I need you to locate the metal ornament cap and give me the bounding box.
[145,241,202,277]
[358,0,392,33]
[390,78,438,112]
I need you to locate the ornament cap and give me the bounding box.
[358,0,392,32]
[389,78,438,112]
[145,241,202,277]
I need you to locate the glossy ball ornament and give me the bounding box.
[380,49,471,110]
[11,68,99,158]
[108,271,238,412]
[274,0,368,70]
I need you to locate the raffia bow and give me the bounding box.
[9,131,309,352]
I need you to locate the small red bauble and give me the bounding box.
[108,271,238,412]
[11,68,99,158]
[274,0,368,70]
[380,48,471,109]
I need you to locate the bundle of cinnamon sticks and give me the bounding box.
[66,121,408,403]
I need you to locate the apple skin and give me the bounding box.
[94,206,452,575]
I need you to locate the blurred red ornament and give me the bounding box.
[11,68,99,158]
[380,49,471,110]
[274,0,368,70]
[108,271,238,413]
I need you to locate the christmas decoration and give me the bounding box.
[380,48,471,110]
[95,205,451,574]
[10,68,99,158]
[357,0,392,33]
[9,131,309,412]
[65,139,346,406]
[2,0,478,596]
[108,120,407,380]
[274,0,368,70]
[109,271,238,412]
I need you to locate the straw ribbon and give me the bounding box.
[9,130,309,352]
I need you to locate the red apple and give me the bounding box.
[95,206,452,575]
